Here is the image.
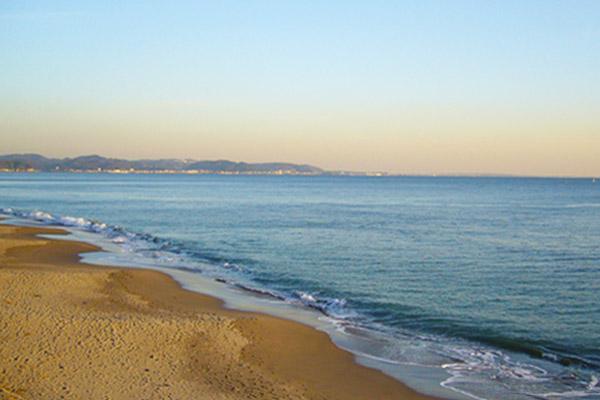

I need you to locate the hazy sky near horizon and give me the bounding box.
[1,1,599,176]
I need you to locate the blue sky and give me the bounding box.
[1,1,599,175]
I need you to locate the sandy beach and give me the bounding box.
[0,221,442,400]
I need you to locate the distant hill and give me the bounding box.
[185,160,323,174]
[0,153,58,170]
[0,159,34,171]
[0,154,325,175]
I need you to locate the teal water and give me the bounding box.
[1,173,599,399]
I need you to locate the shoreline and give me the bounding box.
[0,222,444,399]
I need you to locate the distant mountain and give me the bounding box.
[0,154,325,175]
[0,153,59,170]
[251,163,324,174]
[185,160,254,172]
[0,159,34,171]
[185,160,324,174]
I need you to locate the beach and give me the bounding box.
[0,221,441,400]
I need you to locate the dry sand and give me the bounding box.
[0,222,442,400]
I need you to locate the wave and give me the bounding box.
[2,207,600,400]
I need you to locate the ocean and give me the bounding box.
[1,172,598,400]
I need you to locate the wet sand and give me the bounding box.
[0,222,443,400]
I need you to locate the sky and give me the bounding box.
[1,1,599,176]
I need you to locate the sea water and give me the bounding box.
[1,172,598,400]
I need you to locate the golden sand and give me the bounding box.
[0,223,441,399]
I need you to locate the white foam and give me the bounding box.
[297,291,316,303]
[535,389,600,398]
[544,352,560,362]
[30,211,55,223]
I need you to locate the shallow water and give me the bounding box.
[2,172,599,399]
